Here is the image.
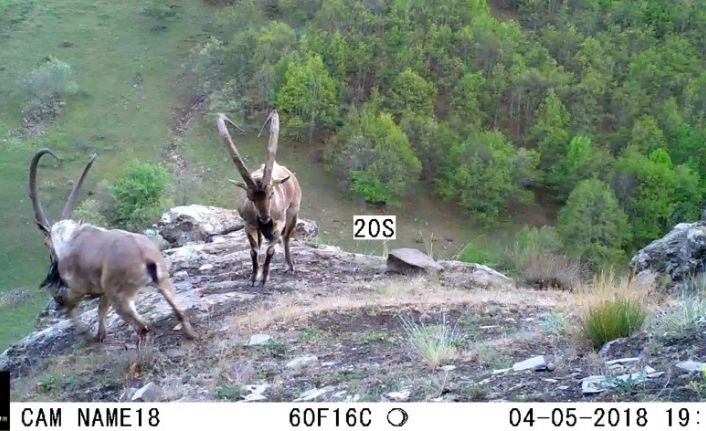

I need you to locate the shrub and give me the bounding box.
[72,198,108,227]
[583,297,646,348]
[400,315,458,369]
[457,241,495,266]
[111,162,171,231]
[23,57,78,102]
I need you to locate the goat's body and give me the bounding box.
[50,222,196,341]
[237,162,301,286]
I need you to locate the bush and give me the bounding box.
[583,297,646,348]
[72,198,108,227]
[20,57,78,122]
[400,315,458,369]
[111,162,171,231]
[457,241,495,266]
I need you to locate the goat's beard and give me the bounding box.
[39,260,68,303]
[258,218,276,241]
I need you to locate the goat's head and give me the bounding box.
[29,149,96,306]
[217,111,290,225]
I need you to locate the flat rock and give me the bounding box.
[132,382,161,402]
[676,360,706,373]
[386,389,410,401]
[294,386,333,402]
[158,205,245,246]
[286,355,318,370]
[247,334,272,346]
[387,248,443,274]
[513,355,547,371]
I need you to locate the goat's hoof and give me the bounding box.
[248,279,257,288]
[95,331,106,343]
[283,266,295,274]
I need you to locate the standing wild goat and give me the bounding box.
[216,111,302,287]
[29,149,197,342]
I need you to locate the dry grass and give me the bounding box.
[400,314,458,369]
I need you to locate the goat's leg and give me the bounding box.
[112,297,150,345]
[155,278,198,339]
[260,239,281,287]
[95,295,109,342]
[283,214,298,273]
[246,230,259,287]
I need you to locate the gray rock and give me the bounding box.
[143,229,171,251]
[676,360,706,373]
[294,219,319,240]
[132,382,161,402]
[387,248,443,274]
[120,388,137,402]
[247,334,272,346]
[158,205,245,246]
[241,394,267,402]
[294,386,334,402]
[582,366,662,394]
[386,389,410,401]
[513,355,547,371]
[286,355,318,370]
[629,221,706,290]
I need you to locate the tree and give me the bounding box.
[275,54,339,144]
[557,179,630,268]
[549,135,612,202]
[530,89,571,170]
[630,115,666,154]
[326,107,421,205]
[435,129,523,225]
[387,68,437,117]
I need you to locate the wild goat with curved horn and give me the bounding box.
[29,149,197,343]
[216,110,302,287]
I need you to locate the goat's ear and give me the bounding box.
[274,175,290,185]
[228,179,248,190]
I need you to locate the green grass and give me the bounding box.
[583,298,647,348]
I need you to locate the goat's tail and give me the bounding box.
[146,261,160,284]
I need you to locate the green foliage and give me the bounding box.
[327,107,421,205]
[436,129,531,225]
[72,198,108,227]
[388,68,437,117]
[531,89,571,169]
[583,298,647,348]
[557,179,630,268]
[613,148,703,249]
[275,53,339,143]
[457,241,495,266]
[549,135,612,201]
[215,384,243,401]
[111,162,171,231]
[20,57,78,117]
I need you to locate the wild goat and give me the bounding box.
[216,111,302,287]
[29,149,197,343]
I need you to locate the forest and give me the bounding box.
[187,0,706,271]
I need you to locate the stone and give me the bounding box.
[143,229,171,251]
[158,205,245,246]
[582,366,661,394]
[513,355,547,371]
[386,389,410,401]
[120,388,137,402]
[294,386,333,402]
[132,382,161,402]
[294,219,319,240]
[241,394,266,402]
[247,334,272,346]
[387,248,444,274]
[676,360,706,373]
[441,365,457,372]
[286,355,318,370]
[629,221,706,290]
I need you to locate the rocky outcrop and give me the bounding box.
[629,221,706,290]
[0,205,511,377]
[157,204,318,247]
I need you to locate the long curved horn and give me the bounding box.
[29,148,59,232]
[61,153,97,220]
[262,110,279,186]
[216,113,255,189]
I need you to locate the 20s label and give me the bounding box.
[353,216,396,240]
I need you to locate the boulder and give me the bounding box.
[157,205,245,246]
[387,248,443,274]
[629,221,706,290]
